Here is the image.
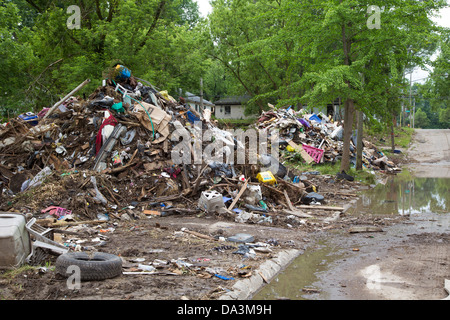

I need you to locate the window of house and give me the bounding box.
[224,105,231,115]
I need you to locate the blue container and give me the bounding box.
[308,114,322,123]
[18,112,38,126]
[298,118,310,127]
[115,65,131,80]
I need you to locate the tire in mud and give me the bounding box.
[55,252,122,281]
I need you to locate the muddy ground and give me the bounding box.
[254,129,450,300]
[1,129,448,301]
[0,172,406,301]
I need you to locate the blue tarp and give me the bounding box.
[186,110,200,123]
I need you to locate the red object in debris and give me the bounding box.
[302,144,324,163]
[95,113,118,155]
[41,206,72,218]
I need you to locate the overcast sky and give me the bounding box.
[194,1,449,82]
[196,0,212,17]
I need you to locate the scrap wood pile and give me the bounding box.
[0,69,319,225]
[255,106,402,173]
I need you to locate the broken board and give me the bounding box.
[286,139,314,164]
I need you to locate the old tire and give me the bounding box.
[55,252,122,281]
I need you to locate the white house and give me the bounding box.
[214,95,253,119]
[306,98,344,121]
[183,91,215,114]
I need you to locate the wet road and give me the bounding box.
[254,129,450,300]
[407,129,450,178]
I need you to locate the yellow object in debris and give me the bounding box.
[286,145,295,152]
[256,171,277,185]
[159,90,176,102]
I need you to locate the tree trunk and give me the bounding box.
[356,109,364,170]
[138,0,166,49]
[391,112,395,152]
[340,98,355,172]
[340,19,354,173]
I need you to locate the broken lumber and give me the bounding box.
[50,220,108,227]
[297,205,345,211]
[43,79,91,119]
[286,139,314,164]
[183,229,217,241]
[348,226,383,233]
[283,190,295,211]
[281,209,313,218]
[228,179,248,211]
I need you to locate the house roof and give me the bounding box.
[184,91,214,107]
[214,95,251,105]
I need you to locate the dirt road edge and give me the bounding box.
[218,249,301,300]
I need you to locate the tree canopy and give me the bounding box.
[1,0,448,168]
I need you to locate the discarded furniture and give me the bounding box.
[198,190,225,213]
[25,217,68,264]
[0,213,31,269]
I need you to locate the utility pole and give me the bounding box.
[200,77,204,115]
[356,109,364,170]
[409,72,412,126]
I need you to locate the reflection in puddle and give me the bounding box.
[253,244,344,300]
[350,175,450,216]
[253,173,449,300]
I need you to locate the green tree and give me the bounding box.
[206,0,446,171]
[414,108,431,128]
[0,0,36,119]
[438,107,450,128]
[207,0,302,113]
[294,0,444,170]
[3,0,205,114]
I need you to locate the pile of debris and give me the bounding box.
[255,106,401,173]
[0,69,324,230]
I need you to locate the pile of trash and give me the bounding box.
[254,106,401,172]
[0,65,401,232]
[0,68,322,228]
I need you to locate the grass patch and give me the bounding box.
[395,127,414,148]
[283,153,376,185]
[366,125,414,150]
[0,265,37,280]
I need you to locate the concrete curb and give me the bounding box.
[218,248,302,300]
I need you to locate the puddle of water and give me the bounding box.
[253,173,449,300]
[348,174,450,217]
[349,173,450,233]
[253,243,344,300]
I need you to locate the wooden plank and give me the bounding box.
[228,179,248,211]
[259,271,269,283]
[50,220,108,227]
[43,79,91,119]
[297,205,345,211]
[348,226,383,233]
[183,229,217,241]
[143,210,161,216]
[286,139,314,164]
[281,209,313,218]
[283,190,295,211]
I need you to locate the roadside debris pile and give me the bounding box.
[0,68,326,232]
[255,106,401,173]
